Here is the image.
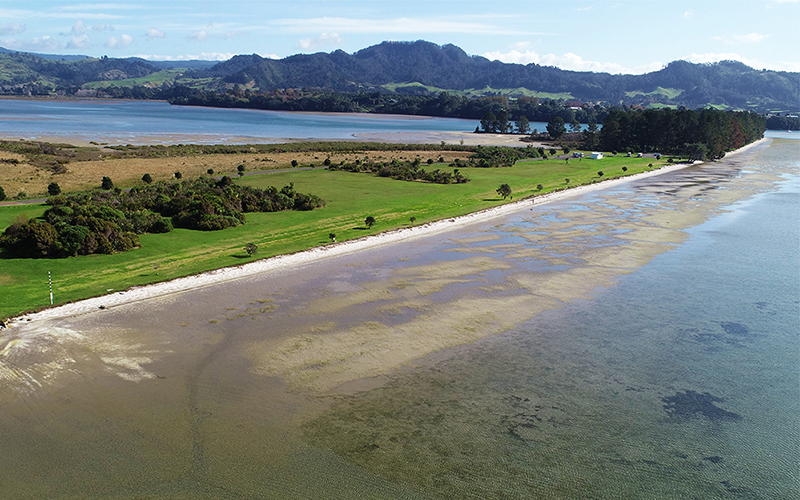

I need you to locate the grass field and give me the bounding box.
[0,152,667,319]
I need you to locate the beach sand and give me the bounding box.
[2,137,767,328]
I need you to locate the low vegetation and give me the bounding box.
[0,177,324,258]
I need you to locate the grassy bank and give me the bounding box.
[0,153,668,319]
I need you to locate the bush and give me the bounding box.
[101,176,113,190]
[598,171,604,177]
[622,166,628,172]
[174,171,182,179]
[207,168,214,175]
[0,185,5,201]
[291,160,298,167]
[142,173,153,184]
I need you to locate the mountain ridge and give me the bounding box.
[1,40,797,113]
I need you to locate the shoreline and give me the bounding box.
[2,138,768,328]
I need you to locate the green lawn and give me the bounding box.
[0,153,667,319]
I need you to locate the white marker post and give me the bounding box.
[49,271,53,305]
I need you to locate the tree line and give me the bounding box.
[0,177,325,258]
[594,107,765,160]
[157,86,607,124]
[327,158,469,184]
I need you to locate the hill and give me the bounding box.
[1,41,798,113]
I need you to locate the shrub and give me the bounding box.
[0,185,5,201]
[598,171,604,177]
[174,171,182,179]
[101,176,113,190]
[48,182,61,196]
[622,166,628,172]
[142,173,153,184]
[291,160,298,167]
[207,168,214,175]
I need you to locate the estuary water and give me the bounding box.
[0,98,480,144]
[0,138,797,498]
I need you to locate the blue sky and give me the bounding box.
[1,1,798,74]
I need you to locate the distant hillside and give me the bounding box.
[1,41,798,113]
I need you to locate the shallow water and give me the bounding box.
[0,99,479,144]
[1,139,797,498]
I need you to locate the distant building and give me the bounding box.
[591,152,604,159]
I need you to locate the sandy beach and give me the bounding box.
[2,138,767,327]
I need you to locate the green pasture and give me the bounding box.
[0,153,668,319]
[379,82,573,100]
[83,69,186,88]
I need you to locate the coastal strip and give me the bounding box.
[3,138,767,327]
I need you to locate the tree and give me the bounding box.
[582,121,599,150]
[237,164,246,177]
[291,160,298,168]
[480,111,497,133]
[142,173,153,184]
[328,232,336,242]
[546,117,566,139]
[536,184,544,191]
[569,118,582,133]
[515,115,530,135]
[365,216,376,229]
[497,183,512,200]
[565,178,570,184]
[101,176,113,190]
[496,109,510,133]
[244,242,258,256]
[207,168,214,175]
[597,171,604,177]
[174,171,182,179]
[0,185,5,201]
[410,216,417,225]
[48,182,61,196]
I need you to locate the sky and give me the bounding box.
[1,0,798,74]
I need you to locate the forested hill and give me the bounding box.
[198,42,799,112]
[1,40,798,113]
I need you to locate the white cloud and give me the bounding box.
[67,33,92,49]
[92,23,113,32]
[298,32,342,50]
[482,49,662,75]
[105,34,132,49]
[1,35,60,52]
[71,20,87,36]
[131,52,240,61]
[189,29,209,42]
[146,28,164,39]
[0,22,25,35]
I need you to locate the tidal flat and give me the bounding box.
[1,139,797,498]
